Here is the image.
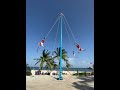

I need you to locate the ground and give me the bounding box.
[26,75,94,90]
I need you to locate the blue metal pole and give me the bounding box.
[59,13,63,80]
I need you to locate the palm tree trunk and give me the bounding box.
[57,57,60,68]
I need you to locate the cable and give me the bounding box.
[63,17,73,50]
[45,15,60,39]
[53,17,60,51]
[63,14,77,43]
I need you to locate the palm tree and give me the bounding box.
[45,58,58,70]
[53,47,71,72]
[34,49,57,71]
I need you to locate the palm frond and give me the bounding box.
[34,60,40,66]
[33,58,41,60]
[40,61,44,70]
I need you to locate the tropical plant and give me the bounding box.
[53,47,71,71]
[34,49,57,71]
[26,64,31,71]
[26,64,32,76]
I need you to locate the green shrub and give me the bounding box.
[91,72,94,75]
[73,72,85,76]
[84,71,87,76]
[26,64,31,71]
[73,72,91,77]
[26,71,32,76]
[79,73,85,75]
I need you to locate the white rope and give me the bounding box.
[63,17,73,50]
[63,15,77,43]
[45,16,60,39]
[53,17,60,51]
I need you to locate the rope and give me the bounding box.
[63,15,77,43]
[63,17,73,51]
[52,17,60,52]
[45,16,60,39]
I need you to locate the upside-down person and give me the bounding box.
[39,37,45,47]
[37,37,45,52]
[74,43,86,52]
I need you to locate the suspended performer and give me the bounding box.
[73,51,75,56]
[39,37,45,47]
[74,43,86,52]
[37,37,45,52]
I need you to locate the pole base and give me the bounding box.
[57,77,63,80]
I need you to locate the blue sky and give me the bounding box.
[26,0,94,68]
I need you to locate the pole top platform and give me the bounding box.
[60,13,64,16]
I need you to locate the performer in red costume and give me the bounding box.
[37,37,45,52]
[39,37,45,47]
[74,43,86,52]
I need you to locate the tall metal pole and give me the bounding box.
[59,13,63,80]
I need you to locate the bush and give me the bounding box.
[91,72,94,75]
[26,71,32,76]
[26,64,31,71]
[79,73,85,76]
[73,73,85,76]
[84,71,87,76]
[73,72,90,77]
